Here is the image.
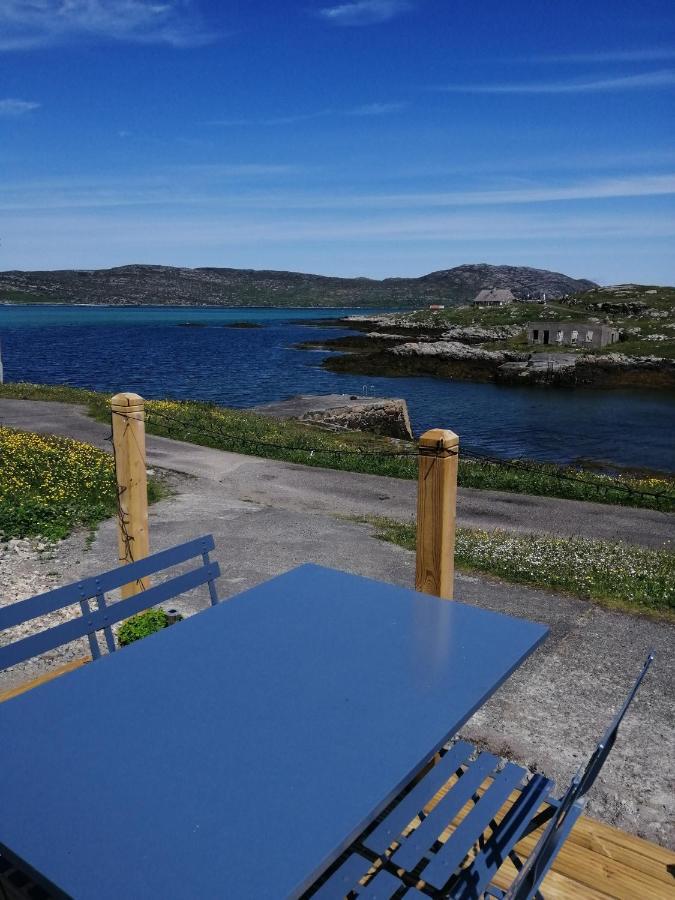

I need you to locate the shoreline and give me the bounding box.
[0,301,414,312]
[2,381,675,482]
[305,315,675,391]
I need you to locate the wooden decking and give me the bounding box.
[495,807,675,899]
[423,777,675,899]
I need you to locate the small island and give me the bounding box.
[306,284,675,389]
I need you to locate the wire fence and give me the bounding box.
[458,447,673,508]
[110,405,674,512]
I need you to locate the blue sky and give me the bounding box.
[1,0,674,283]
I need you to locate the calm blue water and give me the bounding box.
[1,304,674,471]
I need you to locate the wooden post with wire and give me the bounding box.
[415,428,459,600]
[110,392,150,597]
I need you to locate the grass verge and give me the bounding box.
[1,382,673,512]
[360,516,675,620]
[0,425,163,540]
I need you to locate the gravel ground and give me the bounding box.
[0,536,100,686]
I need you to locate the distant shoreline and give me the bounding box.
[0,301,398,311]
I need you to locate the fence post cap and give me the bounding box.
[110,392,145,409]
[418,428,459,451]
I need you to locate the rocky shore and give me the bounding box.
[311,309,675,389]
[390,341,675,387]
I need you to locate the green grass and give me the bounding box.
[1,382,673,512]
[395,302,554,329]
[360,516,675,620]
[117,608,182,646]
[0,424,164,540]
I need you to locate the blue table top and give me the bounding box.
[0,564,547,899]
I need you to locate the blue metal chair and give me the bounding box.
[0,535,223,896]
[307,652,654,900]
[0,535,220,678]
[501,651,655,900]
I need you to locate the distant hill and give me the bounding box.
[417,264,596,302]
[0,263,597,308]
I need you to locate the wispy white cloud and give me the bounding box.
[435,69,675,94]
[527,48,675,63]
[336,174,675,209]
[0,0,215,51]
[207,101,406,126]
[174,163,303,176]
[0,97,39,116]
[318,0,412,27]
[4,202,674,280]
[6,210,675,249]
[2,172,674,213]
[379,149,675,180]
[346,101,406,116]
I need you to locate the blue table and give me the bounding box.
[0,564,547,899]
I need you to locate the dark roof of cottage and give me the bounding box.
[472,288,515,304]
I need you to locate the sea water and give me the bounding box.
[1,304,673,471]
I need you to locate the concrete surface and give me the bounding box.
[253,393,414,440]
[0,397,674,845]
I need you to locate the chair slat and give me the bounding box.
[450,773,553,900]
[311,852,372,899]
[414,763,525,890]
[357,869,407,899]
[391,753,500,872]
[364,742,475,856]
[420,761,526,890]
[0,563,220,672]
[0,535,216,631]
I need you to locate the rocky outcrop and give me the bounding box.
[496,352,675,387]
[365,331,418,341]
[496,353,577,383]
[253,394,413,440]
[392,340,527,363]
[589,300,647,314]
[440,324,524,343]
[346,313,445,329]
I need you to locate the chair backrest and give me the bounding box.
[0,535,220,673]
[505,651,655,900]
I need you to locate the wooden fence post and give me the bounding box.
[110,392,150,597]
[415,428,459,599]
